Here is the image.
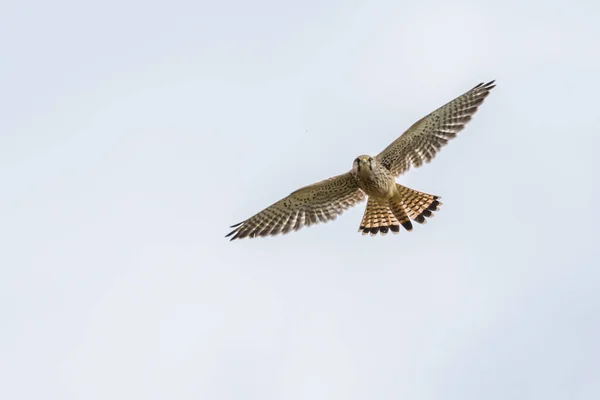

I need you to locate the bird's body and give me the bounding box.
[226,80,495,240]
[353,156,396,201]
[347,154,440,234]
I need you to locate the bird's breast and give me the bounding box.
[357,171,395,200]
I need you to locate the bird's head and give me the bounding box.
[353,155,374,173]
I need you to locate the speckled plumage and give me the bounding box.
[226,80,495,240]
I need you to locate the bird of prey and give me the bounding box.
[226,80,495,241]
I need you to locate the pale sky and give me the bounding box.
[2,1,599,399]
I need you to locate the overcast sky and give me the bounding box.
[2,1,600,399]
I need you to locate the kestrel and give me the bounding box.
[226,80,495,240]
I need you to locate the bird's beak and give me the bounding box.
[360,158,368,165]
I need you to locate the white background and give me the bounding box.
[2,1,599,399]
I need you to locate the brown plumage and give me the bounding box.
[226,80,495,240]
[226,173,365,240]
[358,184,442,235]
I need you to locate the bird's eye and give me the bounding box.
[355,158,360,165]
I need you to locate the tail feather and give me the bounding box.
[359,198,400,236]
[396,184,442,224]
[358,185,442,237]
[388,201,413,232]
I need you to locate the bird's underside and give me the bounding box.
[226,80,495,240]
[357,184,442,236]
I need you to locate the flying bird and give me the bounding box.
[226,80,495,240]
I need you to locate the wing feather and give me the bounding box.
[226,172,365,240]
[376,80,495,176]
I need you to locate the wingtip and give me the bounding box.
[474,80,496,90]
[483,79,496,89]
[227,231,241,241]
[225,229,240,240]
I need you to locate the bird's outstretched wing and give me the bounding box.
[226,172,365,240]
[376,80,495,177]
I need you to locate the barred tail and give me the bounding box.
[358,197,414,236]
[358,186,442,237]
[359,198,401,236]
[395,184,442,224]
